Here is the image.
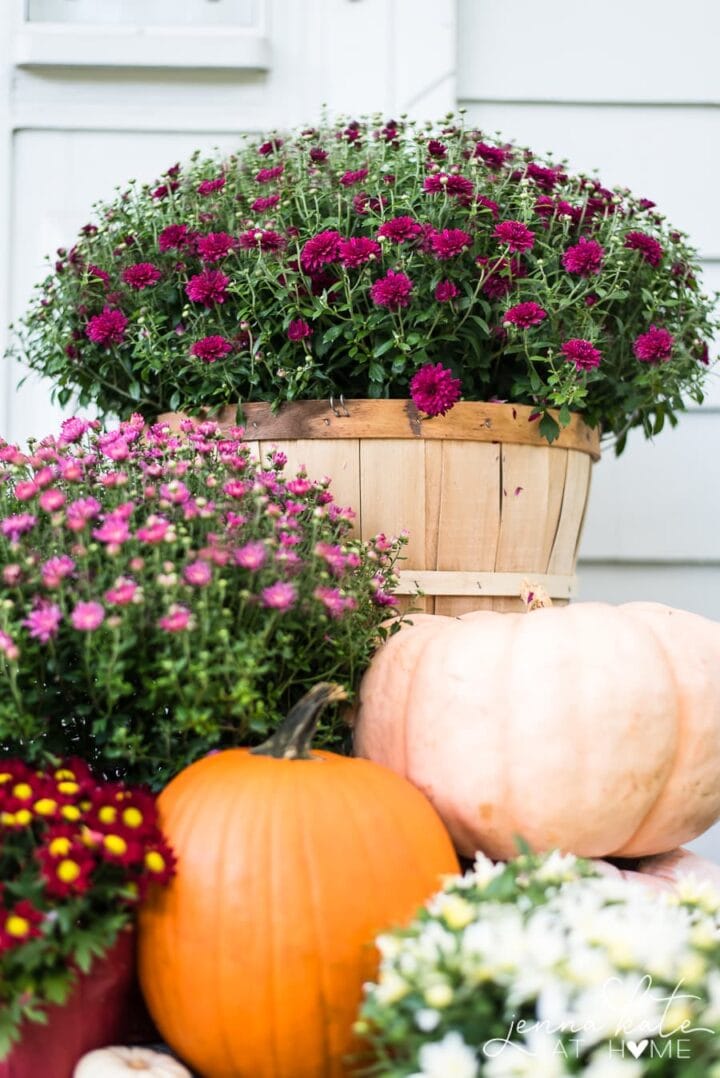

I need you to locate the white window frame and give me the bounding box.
[11,0,270,71]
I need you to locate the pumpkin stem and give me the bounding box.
[520,579,553,611]
[251,683,348,760]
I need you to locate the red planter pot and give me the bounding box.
[0,929,140,1078]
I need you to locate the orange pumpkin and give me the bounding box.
[354,602,720,860]
[138,684,458,1078]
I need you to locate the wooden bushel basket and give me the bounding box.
[159,400,600,615]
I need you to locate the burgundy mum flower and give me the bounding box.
[427,139,447,159]
[258,138,284,155]
[474,142,510,169]
[197,176,226,195]
[476,194,500,218]
[526,163,565,192]
[87,264,110,286]
[410,363,462,416]
[476,256,527,299]
[562,237,605,276]
[309,147,328,162]
[190,335,233,363]
[423,173,474,198]
[158,224,192,252]
[185,270,229,307]
[237,229,286,253]
[196,232,236,263]
[340,168,369,187]
[250,194,281,212]
[121,263,161,290]
[504,301,547,328]
[428,228,472,261]
[255,164,285,184]
[633,325,674,363]
[435,280,459,302]
[85,307,128,346]
[561,339,602,371]
[493,220,535,253]
[377,216,422,244]
[287,319,313,341]
[353,192,387,216]
[338,236,381,268]
[624,231,664,267]
[369,270,413,311]
[300,230,342,274]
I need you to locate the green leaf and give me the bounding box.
[539,414,560,443]
[372,339,396,358]
[368,361,385,383]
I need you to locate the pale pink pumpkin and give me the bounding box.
[354,603,720,859]
[596,848,720,893]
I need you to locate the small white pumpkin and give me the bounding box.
[73,1046,192,1077]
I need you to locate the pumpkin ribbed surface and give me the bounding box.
[354,602,720,860]
[138,745,457,1077]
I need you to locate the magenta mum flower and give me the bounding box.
[184,560,213,587]
[85,307,128,347]
[300,230,342,274]
[474,142,510,169]
[370,270,413,311]
[633,325,674,363]
[121,263,161,290]
[561,339,603,371]
[104,578,138,606]
[338,237,381,268]
[197,176,226,195]
[624,231,664,267]
[190,336,233,363]
[237,229,286,253]
[234,540,267,571]
[185,270,229,307]
[261,581,297,611]
[71,601,105,632]
[493,220,535,253]
[476,194,500,218]
[158,604,192,633]
[255,164,284,184]
[410,363,462,417]
[435,280,460,302]
[1,514,36,542]
[562,237,605,276]
[287,319,313,342]
[339,168,369,187]
[158,224,192,252]
[428,228,472,261]
[250,194,281,212]
[377,216,422,244]
[504,301,547,328]
[196,232,236,263]
[23,602,62,643]
[41,555,75,589]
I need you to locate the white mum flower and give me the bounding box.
[534,850,580,883]
[483,1028,570,1077]
[582,1050,643,1077]
[674,873,720,914]
[415,1007,441,1032]
[415,1031,479,1078]
[472,852,505,888]
[571,973,665,1046]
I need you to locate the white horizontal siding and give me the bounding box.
[577,563,720,621]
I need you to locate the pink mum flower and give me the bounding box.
[493,220,535,253]
[158,604,192,633]
[261,581,297,611]
[93,514,131,546]
[136,515,171,544]
[23,602,62,643]
[85,307,128,346]
[428,228,472,261]
[287,319,313,342]
[561,339,603,371]
[435,280,459,302]
[41,555,75,589]
[504,301,547,328]
[314,585,356,618]
[410,363,462,417]
[71,601,105,632]
[234,540,267,571]
[190,336,233,363]
[104,578,139,606]
[59,417,93,445]
[196,232,236,263]
[633,325,674,363]
[184,560,213,587]
[39,488,66,512]
[121,263,161,290]
[300,230,342,274]
[562,237,605,276]
[0,630,19,662]
[338,237,381,268]
[1,514,36,541]
[369,270,413,311]
[624,231,664,267]
[185,270,229,307]
[377,216,422,244]
[66,497,101,532]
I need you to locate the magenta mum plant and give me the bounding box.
[11,115,717,450]
[0,416,404,786]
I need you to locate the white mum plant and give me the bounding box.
[357,851,720,1076]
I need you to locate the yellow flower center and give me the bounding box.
[54,769,75,781]
[61,805,81,822]
[34,798,57,816]
[0,772,11,784]
[122,807,143,829]
[12,783,33,801]
[57,781,80,796]
[14,809,32,826]
[98,805,117,824]
[57,859,81,883]
[145,851,166,874]
[5,915,30,938]
[49,836,73,856]
[1,811,15,826]
[104,834,127,856]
